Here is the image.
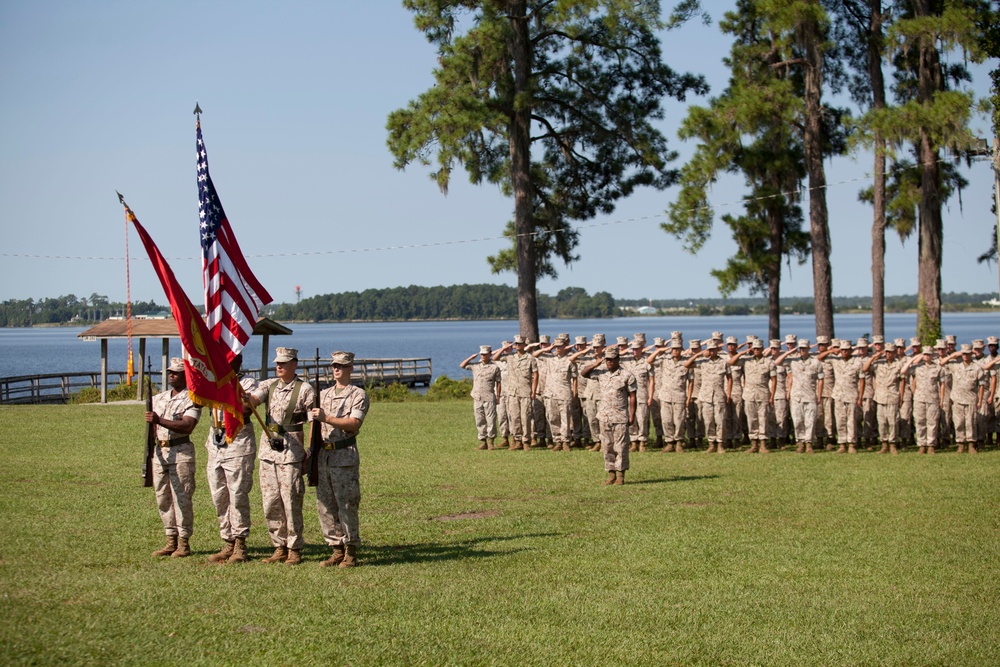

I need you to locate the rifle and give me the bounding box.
[307,348,321,487]
[142,358,154,487]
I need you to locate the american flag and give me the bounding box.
[197,119,273,360]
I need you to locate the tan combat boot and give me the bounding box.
[662,443,674,453]
[602,471,616,486]
[629,443,638,452]
[675,442,685,453]
[927,446,936,454]
[956,443,965,453]
[878,442,890,454]
[836,444,847,454]
[796,442,805,453]
[152,536,178,557]
[227,537,248,564]
[805,442,814,454]
[638,442,647,453]
[171,537,191,558]
[614,471,625,485]
[208,540,234,563]
[261,545,288,564]
[890,443,899,455]
[321,545,346,567]
[848,444,858,454]
[476,440,488,450]
[285,549,302,565]
[562,442,572,452]
[339,545,358,568]
[746,442,759,454]
[968,442,979,454]
[917,445,927,454]
[758,440,770,454]
[499,437,510,449]
[487,438,495,450]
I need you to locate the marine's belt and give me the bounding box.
[157,437,192,448]
[323,435,357,450]
[271,424,304,437]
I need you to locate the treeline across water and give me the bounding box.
[269,285,616,321]
[0,294,165,327]
[3,287,995,327]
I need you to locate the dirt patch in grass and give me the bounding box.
[433,510,500,521]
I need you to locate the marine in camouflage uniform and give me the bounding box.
[205,353,257,564]
[621,339,652,452]
[580,335,607,451]
[863,344,905,454]
[818,341,863,453]
[766,339,792,445]
[146,357,202,558]
[724,336,748,449]
[778,340,824,453]
[493,341,513,447]
[685,341,731,453]
[311,351,370,568]
[498,336,538,450]
[986,337,1000,445]
[815,336,836,449]
[908,347,948,453]
[529,335,551,445]
[460,345,501,449]
[248,347,316,565]
[730,340,775,453]
[535,335,577,451]
[647,340,690,452]
[944,344,986,453]
[579,347,636,485]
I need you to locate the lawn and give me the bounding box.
[0,401,997,665]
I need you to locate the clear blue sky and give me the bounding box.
[1,1,996,306]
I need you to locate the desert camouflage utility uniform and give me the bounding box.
[316,383,370,549]
[205,375,257,543]
[152,389,202,540]
[251,376,315,552]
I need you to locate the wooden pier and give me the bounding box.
[0,358,432,405]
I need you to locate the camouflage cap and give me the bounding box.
[838,340,851,350]
[893,338,905,347]
[331,351,355,366]
[797,339,810,348]
[751,339,764,349]
[988,336,999,345]
[575,336,587,345]
[653,337,667,347]
[872,335,885,344]
[670,331,683,339]
[769,339,781,348]
[670,340,683,349]
[856,338,869,347]
[479,345,492,355]
[539,334,551,344]
[785,334,797,344]
[513,335,527,345]
[616,336,629,346]
[689,339,701,348]
[945,335,956,344]
[711,331,724,341]
[501,340,513,348]
[725,336,738,345]
[630,339,643,349]
[603,347,619,360]
[816,335,830,345]
[960,343,972,354]
[591,334,606,345]
[922,346,935,355]
[633,332,646,342]
[972,339,984,349]
[934,339,946,349]
[274,347,298,363]
[705,340,718,350]
[885,343,896,352]
[167,357,185,372]
[910,337,921,347]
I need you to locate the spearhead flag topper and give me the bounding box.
[120,195,245,441]
[196,108,273,361]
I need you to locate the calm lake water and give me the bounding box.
[1,313,997,381]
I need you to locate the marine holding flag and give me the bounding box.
[246,347,315,566]
[122,196,244,558]
[195,110,273,565]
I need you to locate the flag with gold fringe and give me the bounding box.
[120,195,244,440]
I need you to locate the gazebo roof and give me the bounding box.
[78,316,292,340]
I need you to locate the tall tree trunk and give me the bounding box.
[869,0,887,337]
[801,14,834,338]
[508,1,539,340]
[914,0,943,340]
[768,206,783,341]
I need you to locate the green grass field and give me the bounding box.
[1,401,998,665]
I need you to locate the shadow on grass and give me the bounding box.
[359,532,561,567]
[628,474,720,485]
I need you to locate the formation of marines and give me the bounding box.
[461,332,1000,482]
[145,347,370,567]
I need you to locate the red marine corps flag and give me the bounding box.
[195,105,273,361]
[119,194,244,440]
